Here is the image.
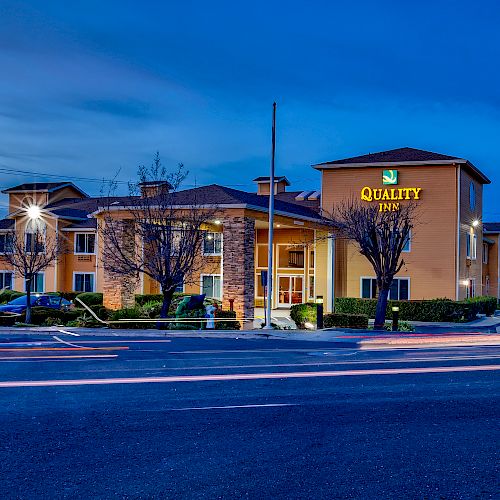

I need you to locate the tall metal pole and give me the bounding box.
[263,102,276,329]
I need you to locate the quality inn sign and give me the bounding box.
[361,170,423,212]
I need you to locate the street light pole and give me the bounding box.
[263,102,276,330]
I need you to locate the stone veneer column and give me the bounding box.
[102,219,137,310]
[222,217,255,321]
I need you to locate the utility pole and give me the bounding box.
[263,102,276,329]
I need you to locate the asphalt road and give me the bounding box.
[0,331,498,499]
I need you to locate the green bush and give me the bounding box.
[24,307,80,326]
[0,290,24,304]
[324,313,369,329]
[76,292,103,306]
[109,307,151,329]
[174,308,206,330]
[141,300,163,318]
[334,297,496,323]
[463,296,498,316]
[135,294,165,306]
[214,310,240,330]
[290,303,317,329]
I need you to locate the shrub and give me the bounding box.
[324,313,369,329]
[290,303,317,329]
[214,310,240,330]
[141,300,163,318]
[334,297,494,323]
[23,307,80,326]
[76,292,103,306]
[109,307,151,329]
[0,290,24,304]
[173,308,206,330]
[463,296,498,316]
[135,294,165,306]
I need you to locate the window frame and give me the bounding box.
[24,272,44,293]
[402,230,411,253]
[483,243,489,264]
[0,233,13,254]
[74,232,96,255]
[25,231,46,254]
[202,232,222,256]
[0,271,13,290]
[73,272,96,293]
[360,276,410,300]
[200,274,222,299]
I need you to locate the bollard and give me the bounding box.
[392,306,399,331]
[316,296,324,330]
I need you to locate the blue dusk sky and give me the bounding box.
[1,1,500,218]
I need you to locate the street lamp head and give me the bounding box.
[27,205,41,220]
[472,219,480,228]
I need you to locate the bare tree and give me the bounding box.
[3,223,65,324]
[100,153,219,317]
[324,199,415,329]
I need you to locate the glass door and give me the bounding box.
[278,276,304,306]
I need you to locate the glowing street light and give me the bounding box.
[26,205,41,220]
[472,220,480,228]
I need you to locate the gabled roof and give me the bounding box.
[483,222,500,233]
[252,176,291,186]
[95,184,322,221]
[313,147,491,184]
[61,219,97,231]
[1,182,89,197]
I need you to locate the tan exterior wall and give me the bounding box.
[321,165,460,300]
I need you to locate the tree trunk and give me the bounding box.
[160,287,175,319]
[25,279,32,325]
[374,286,390,330]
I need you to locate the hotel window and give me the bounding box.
[75,233,95,254]
[466,278,476,299]
[470,182,476,210]
[466,233,477,260]
[25,232,45,253]
[308,276,315,300]
[201,275,221,299]
[361,277,409,300]
[0,271,13,289]
[73,273,95,292]
[203,232,222,255]
[402,231,411,253]
[0,234,13,254]
[174,275,184,293]
[483,243,489,264]
[25,273,44,293]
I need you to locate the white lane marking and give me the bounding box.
[52,336,87,348]
[169,403,295,411]
[0,355,118,361]
[57,329,80,337]
[0,364,498,388]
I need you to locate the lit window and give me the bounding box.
[471,234,477,260]
[203,232,222,255]
[75,233,95,254]
[0,271,13,289]
[465,278,476,299]
[73,273,95,292]
[201,275,221,299]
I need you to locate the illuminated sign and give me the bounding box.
[382,169,398,185]
[361,170,422,212]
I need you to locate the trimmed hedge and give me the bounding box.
[334,296,498,323]
[76,292,103,306]
[23,307,81,326]
[214,310,240,330]
[290,303,317,329]
[0,290,24,304]
[135,292,189,307]
[324,313,369,329]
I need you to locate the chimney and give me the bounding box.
[139,180,173,198]
[253,176,290,195]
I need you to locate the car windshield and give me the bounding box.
[8,296,37,306]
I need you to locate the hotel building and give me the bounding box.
[0,147,498,319]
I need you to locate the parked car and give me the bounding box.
[0,294,72,315]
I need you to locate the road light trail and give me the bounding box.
[0,364,498,388]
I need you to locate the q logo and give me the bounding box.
[382,169,398,185]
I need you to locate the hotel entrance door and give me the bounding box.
[278,276,304,307]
